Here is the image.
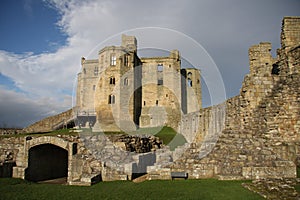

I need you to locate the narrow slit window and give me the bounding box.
[124,77,128,86]
[124,55,128,66]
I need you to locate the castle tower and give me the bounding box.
[93,35,141,132]
[75,57,99,127]
[139,50,182,130]
[181,68,202,113]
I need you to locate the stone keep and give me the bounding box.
[76,34,202,132]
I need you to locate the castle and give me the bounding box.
[2,17,299,193]
[76,34,201,132]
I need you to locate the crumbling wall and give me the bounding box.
[168,17,300,180]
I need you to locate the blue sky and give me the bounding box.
[0,0,299,128]
[0,0,66,54]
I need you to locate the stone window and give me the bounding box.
[157,64,163,85]
[93,85,96,91]
[110,77,115,85]
[124,77,128,86]
[158,79,163,85]
[110,54,116,66]
[108,95,115,104]
[156,100,158,106]
[157,64,163,72]
[188,78,192,87]
[94,67,99,75]
[124,55,128,66]
[144,101,146,106]
[83,68,86,74]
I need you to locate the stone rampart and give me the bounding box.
[167,17,300,180]
[144,17,300,180]
[23,108,75,133]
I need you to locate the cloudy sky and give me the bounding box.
[0,0,299,128]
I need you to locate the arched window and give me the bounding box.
[187,72,192,77]
[83,68,86,74]
[110,77,115,85]
[108,95,115,104]
[187,78,192,87]
[124,77,128,86]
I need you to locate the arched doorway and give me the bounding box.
[25,144,68,182]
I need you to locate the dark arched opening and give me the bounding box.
[271,63,280,75]
[25,144,68,182]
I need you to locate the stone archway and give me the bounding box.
[25,144,68,182]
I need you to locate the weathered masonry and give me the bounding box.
[0,16,299,185]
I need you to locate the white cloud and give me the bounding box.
[0,85,71,127]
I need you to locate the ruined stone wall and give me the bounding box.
[168,17,300,180]
[0,128,23,135]
[0,137,24,165]
[23,108,74,133]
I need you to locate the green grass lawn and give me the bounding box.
[0,178,263,200]
[154,126,177,144]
